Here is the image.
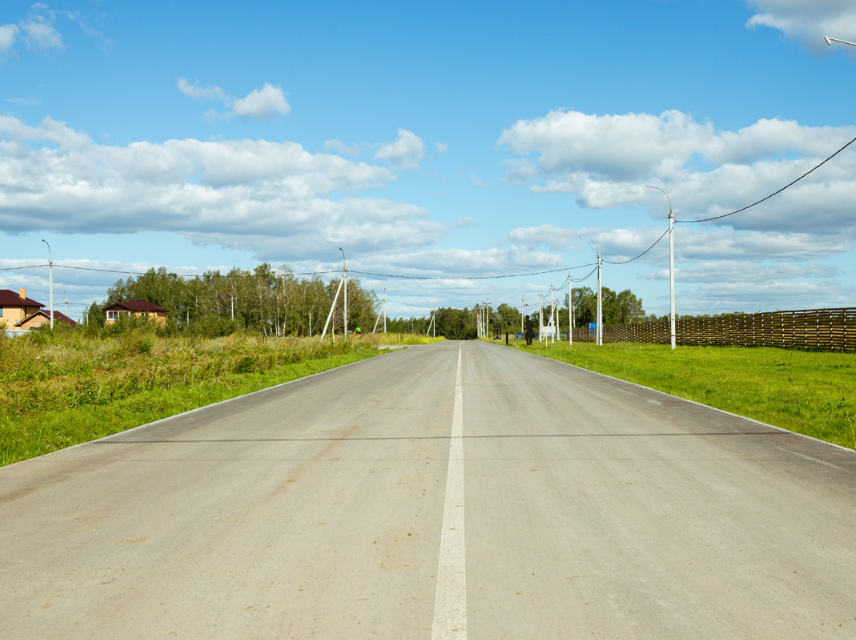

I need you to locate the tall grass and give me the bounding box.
[508,340,856,450]
[0,330,383,466]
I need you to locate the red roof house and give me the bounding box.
[14,309,78,329]
[104,300,168,324]
[0,289,45,328]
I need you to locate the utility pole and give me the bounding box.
[539,293,543,343]
[339,248,348,340]
[645,185,676,349]
[597,250,602,346]
[550,282,559,344]
[581,236,602,346]
[64,290,68,318]
[569,271,573,346]
[521,295,525,335]
[383,288,387,333]
[41,239,53,330]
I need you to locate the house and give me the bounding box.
[104,300,168,324]
[14,309,78,330]
[0,289,45,327]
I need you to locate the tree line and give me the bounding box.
[78,266,654,340]
[84,265,380,337]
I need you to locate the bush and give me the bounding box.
[119,329,154,355]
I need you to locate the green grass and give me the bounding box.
[506,339,856,450]
[0,333,384,467]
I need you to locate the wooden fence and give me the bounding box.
[569,307,856,352]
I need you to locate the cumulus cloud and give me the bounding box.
[0,115,449,261]
[744,0,856,46]
[177,79,290,121]
[374,129,426,170]
[231,83,290,120]
[323,139,359,156]
[498,109,856,235]
[0,25,19,52]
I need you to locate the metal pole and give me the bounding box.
[521,295,524,335]
[383,290,387,333]
[645,185,676,350]
[320,277,344,340]
[42,239,53,330]
[597,251,602,346]
[569,272,573,345]
[539,293,543,342]
[339,248,347,341]
[825,36,856,47]
[550,284,555,344]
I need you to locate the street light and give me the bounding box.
[580,236,602,346]
[825,36,856,47]
[41,239,54,330]
[339,247,347,340]
[644,185,677,350]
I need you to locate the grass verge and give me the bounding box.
[0,334,384,467]
[506,339,856,451]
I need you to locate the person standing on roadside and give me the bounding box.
[524,315,535,346]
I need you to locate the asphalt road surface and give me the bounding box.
[2,340,855,639]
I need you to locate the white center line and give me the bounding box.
[431,345,467,640]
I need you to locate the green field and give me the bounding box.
[504,339,856,450]
[0,332,398,467]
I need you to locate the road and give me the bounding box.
[2,340,855,639]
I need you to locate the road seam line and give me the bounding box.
[431,344,467,640]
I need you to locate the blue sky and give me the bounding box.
[2,0,855,320]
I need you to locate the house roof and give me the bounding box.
[14,309,78,327]
[0,289,44,308]
[104,300,168,313]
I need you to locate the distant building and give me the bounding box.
[0,289,45,327]
[104,300,168,324]
[0,289,77,331]
[14,309,78,329]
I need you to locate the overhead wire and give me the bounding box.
[675,133,856,224]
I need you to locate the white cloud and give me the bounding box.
[231,83,290,120]
[646,261,841,283]
[0,24,19,52]
[0,115,449,261]
[323,139,358,156]
[744,0,856,46]
[506,223,853,265]
[177,78,228,102]
[374,129,426,170]
[680,280,856,314]
[499,109,856,235]
[4,96,41,106]
[435,142,448,155]
[177,79,290,121]
[19,4,63,51]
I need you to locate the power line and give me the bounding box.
[602,228,671,265]
[349,264,596,281]
[0,264,47,271]
[675,133,856,224]
[385,298,435,310]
